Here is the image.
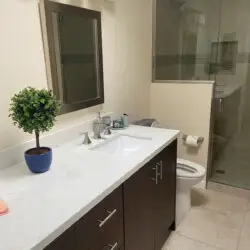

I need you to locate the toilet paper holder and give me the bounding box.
[182,134,204,144]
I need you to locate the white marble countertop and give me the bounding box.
[0,125,179,250]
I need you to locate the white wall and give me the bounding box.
[150,82,214,187]
[0,0,152,150]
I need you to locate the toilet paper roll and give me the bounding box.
[185,135,199,148]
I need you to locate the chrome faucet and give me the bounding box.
[93,112,103,139]
[93,112,112,139]
[103,124,111,135]
[93,119,102,139]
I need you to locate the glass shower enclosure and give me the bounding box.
[153,0,221,82]
[210,0,250,190]
[153,0,250,190]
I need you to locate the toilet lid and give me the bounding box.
[177,158,205,178]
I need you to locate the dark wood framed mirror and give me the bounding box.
[40,0,104,114]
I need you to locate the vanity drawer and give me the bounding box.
[99,211,124,250]
[75,186,124,250]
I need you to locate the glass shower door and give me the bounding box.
[209,0,250,190]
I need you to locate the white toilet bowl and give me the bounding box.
[176,158,206,226]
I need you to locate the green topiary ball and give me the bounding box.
[9,87,61,135]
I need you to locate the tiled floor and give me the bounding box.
[163,188,250,250]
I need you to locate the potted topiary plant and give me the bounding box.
[9,87,60,173]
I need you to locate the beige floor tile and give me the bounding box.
[238,210,250,250]
[176,207,244,250]
[162,233,221,250]
[192,188,248,214]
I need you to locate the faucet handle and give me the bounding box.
[103,125,112,135]
[82,132,92,145]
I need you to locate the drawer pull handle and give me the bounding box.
[98,209,117,228]
[108,242,118,250]
[160,160,163,180]
[219,98,224,112]
[152,166,159,184]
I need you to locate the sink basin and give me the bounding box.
[91,134,152,156]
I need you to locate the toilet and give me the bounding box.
[176,158,206,226]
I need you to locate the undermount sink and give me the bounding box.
[91,134,152,156]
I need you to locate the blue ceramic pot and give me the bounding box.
[25,147,52,174]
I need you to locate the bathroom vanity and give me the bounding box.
[44,140,177,250]
[0,126,179,250]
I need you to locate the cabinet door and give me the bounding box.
[43,226,76,250]
[123,163,155,250]
[154,140,177,250]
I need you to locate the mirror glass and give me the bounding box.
[52,13,100,104]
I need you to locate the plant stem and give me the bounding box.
[35,130,40,151]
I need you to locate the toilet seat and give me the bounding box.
[177,158,205,179]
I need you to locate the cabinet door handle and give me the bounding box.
[152,165,159,184]
[219,98,224,112]
[108,242,118,250]
[97,209,117,228]
[159,160,163,180]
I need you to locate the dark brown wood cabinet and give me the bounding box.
[123,161,155,250]
[124,140,177,250]
[44,141,177,250]
[43,226,75,250]
[153,140,177,250]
